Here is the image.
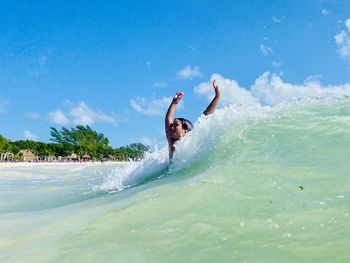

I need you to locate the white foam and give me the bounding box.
[171,104,270,168]
[99,103,271,191]
[98,97,349,191]
[98,145,169,191]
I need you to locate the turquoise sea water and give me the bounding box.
[1,99,349,263]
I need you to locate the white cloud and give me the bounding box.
[335,18,350,62]
[49,101,117,126]
[176,65,202,80]
[272,61,282,68]
[252,72,350,105]
[188,45,197,52]
[130,96,173,116]
[0,98,9,114]
[321,9,330,16]
[49,110,70,125]
[260,44,273,55]
[69,102,117,125]
[335,30,347,44]
[194,74,259,106]
[272,16,282,23]
[24,130,39,141]
[24,112,41,120]
[153,81,168,88]
[195,73,350,107]
[346,18,350,30]
[38,56,47,66]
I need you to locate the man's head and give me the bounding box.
[170,118,193,141]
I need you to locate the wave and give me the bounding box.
[98,97,350,192]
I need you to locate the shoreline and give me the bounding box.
[0,161,128,169]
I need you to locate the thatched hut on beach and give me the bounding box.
[16,150,37,162]
[67,153,79,161]
[103,154,115,161]
[81,154,91,161]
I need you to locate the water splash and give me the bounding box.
[98,97,348,191]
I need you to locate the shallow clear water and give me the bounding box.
[1,99,350,263]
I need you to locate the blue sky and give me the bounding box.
[0,0,350,147]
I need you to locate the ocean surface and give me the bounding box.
[1,98,349,263]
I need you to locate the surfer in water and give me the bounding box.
[165,79,221,159]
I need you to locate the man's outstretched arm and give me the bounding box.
[165,92,184,143]
[203,80,220,116]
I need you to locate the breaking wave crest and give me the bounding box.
[98,97,350,192]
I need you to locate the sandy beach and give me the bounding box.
[0,161,126,169]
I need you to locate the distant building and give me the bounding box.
[81,154,91,161]
[67,153,79,161]
[16,150,37,162]
[103,154,115,161]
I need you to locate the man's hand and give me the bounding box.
[212,80,219,92]
[202,80,220,116]
[173,92,184,104]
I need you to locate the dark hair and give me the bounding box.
[175,118,193,131]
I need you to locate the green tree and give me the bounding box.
[0,135,10,153]
[12,140,39,154]
[50,125,112,157]
[1,128,150,161]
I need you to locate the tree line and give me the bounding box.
[0,125,150,161]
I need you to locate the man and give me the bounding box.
[165,80,221,159]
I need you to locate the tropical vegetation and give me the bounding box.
[0,125,150,161]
